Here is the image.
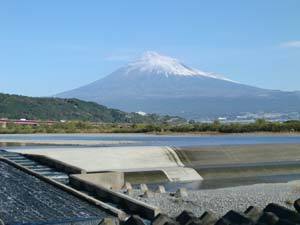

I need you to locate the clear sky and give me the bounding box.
[0,0,299,96]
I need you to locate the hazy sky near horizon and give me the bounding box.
[0,0,300,96]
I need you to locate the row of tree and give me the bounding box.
[1,119,300,134]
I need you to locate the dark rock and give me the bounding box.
[215,210,253,225]
[244,206,263,222]
[199,211,218,225]
[185,218,203,225]
[257,212,279,225]
[176,211,197,225]
[215,218,230,225]
[276,219,299,225]
[165,222,180,225]
[264,203,300,223]
[294,199,300,213]
[122,215,146,225]
[152,214,177,225]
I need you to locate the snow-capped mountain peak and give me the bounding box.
[57,51,300,120]
[125,51,234,82]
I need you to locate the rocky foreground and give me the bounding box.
[127,181,300,217]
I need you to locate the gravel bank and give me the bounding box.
[128,181,300,217]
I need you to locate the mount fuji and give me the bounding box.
[57,51,300,119]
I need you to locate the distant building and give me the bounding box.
[0,118,56,127]
[0,119,7,129]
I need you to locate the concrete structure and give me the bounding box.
[18,146,183,172]
[26,153,86,174]
[123,182,133,191]
[0,159,112,225]
[174,188,189,198]
[140,184,149,192]
[71,172,125,190]
[16,146,203,182]
[177,144,300,180]
[69,174,160,220]
[162,167,202,182]
[155,185,166,193]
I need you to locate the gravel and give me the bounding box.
[127,181,300,217]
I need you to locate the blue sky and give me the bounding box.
[0,0,299,96]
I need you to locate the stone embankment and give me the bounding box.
[99,198,300,225]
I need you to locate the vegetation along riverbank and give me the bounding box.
[1,119,300,134]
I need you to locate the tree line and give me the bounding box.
[1,119,300,134]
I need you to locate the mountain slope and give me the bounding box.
[57,51,300,119]
[0,93,182,123]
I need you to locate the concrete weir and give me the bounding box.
[16,146,203,182]
[69,174,160,220]
[163,167,202,182]
[8,146,202,220]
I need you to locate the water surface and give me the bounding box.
[1,133,300,149]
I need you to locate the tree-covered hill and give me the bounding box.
[0,93,183,123]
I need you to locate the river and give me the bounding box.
[1,133,300,149]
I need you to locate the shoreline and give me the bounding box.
[0,131,300,137]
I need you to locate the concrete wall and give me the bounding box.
[25,154,86,174]
[18,146,203,182]
[16,146,184,172]
[71,172,125,190]
[70,175,160,220]
[0,157,126,219]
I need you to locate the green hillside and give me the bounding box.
[0,93,183,123]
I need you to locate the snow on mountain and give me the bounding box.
[125,51,235,82]
[57,51,300,120]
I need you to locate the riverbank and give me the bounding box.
[129,181,300,217]
[1,119,300,135]
[1,131,300,137]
